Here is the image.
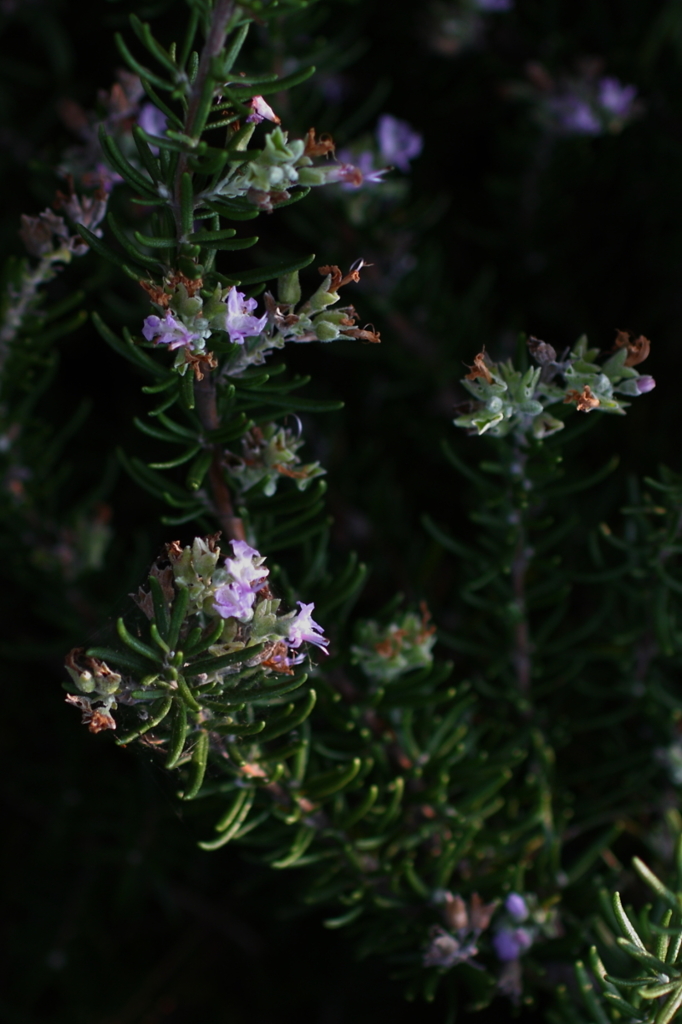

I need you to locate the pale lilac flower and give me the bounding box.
[376,115,423,172]
[138,103,167,155]
[635,375,656,393]
[246,95,281,125]
[505,894,529,922]
[332,152,389,189]
[224,288,268,345]
[142,312,201,350]
[87,162,123,194]
[286,602,329,653]
[598,77,637,118]
[493,927,533,961]
[224,539,269,591]
[213,541,268,622]
[213,581,257,621]
[138,102,167,138]
[548,95,601,135]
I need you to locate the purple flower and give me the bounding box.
[213,540,268,623]
[286,602,329,653]
[246,95,281,125]
[213,581,257,621]
[635,375,656,393]
[224,539,269,590]
[548,95,601,135]
[85,163,123,194]
[376,115,423,173]
[493,927,533,962]
[138,103,167,138]
[505,894,529,922]
[331,152,390,190]
[224,288,268,345]
[142,312,201,351]
[597,77,637,119]
[473,0,513,11]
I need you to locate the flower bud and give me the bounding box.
[635,375,656,393]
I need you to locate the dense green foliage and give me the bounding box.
[5,1,682,1023]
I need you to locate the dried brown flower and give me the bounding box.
[304,128,335,158]
[614,328,651,367]
[465,350,494,385]
[564,385,600,412]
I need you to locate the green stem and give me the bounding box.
[173,0,236,241]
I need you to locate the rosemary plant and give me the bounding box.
[3,0,682,1021]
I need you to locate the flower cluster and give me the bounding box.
[3,183,109,363]
[141,277,267,370]
[64,649,122,733]
[19,185,107,262]
[225,423,325,497]
[352,605,437,683]
[492,893,562,1000]
[139,262,380,376]
[65,535,329,734]
[455,332,655,439]
[338,114,423,186]
[203,125,387,213]
[516,63,640,137]
[58,69,163,192]
[424,891,497,969]
[166,536,328,654]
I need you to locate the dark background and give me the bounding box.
[2,0,682,1021]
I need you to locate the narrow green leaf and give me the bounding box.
[181,731,209,800]
[165,698,188,769]
[116,694,173,745]
[167,586,190,653]
[633,857,681,912]
[199,789,255,849]
[225,253,315,286]
[574,962,610,1024]
[258,689,317,742]
[305,758,362,800]
[185,642,266,677]
[271,826,316,868]
[234,64,315,98]
[323,905,363,929]
[186,448,213,490]
[116,617,162,663]
[115,32,173,90]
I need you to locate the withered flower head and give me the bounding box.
[182,349,219,380]
[465,350,494,385]
[304,128,335,159]
[65,693,117,733]
[443,893,469,932]
[344,325,381,344]
[527,336,557,365]
[614,328,651,367]
[469,892,498,932]
[564,385,600,412]
[318,258,371,293]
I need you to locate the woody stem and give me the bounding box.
[510,449,532,698]
[173,0,236,239]
[194,375,245,542]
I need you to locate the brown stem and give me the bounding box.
[194,375,245,542]
[510,451,532,698]
[511,536,531,695]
